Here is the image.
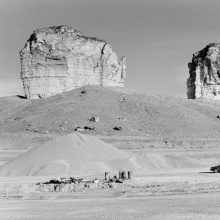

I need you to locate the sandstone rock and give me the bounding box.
[75,126,84,132]
[113,126,122,131]
[20,25,126,99]
[90,116,100,122]
[187,43,220,99]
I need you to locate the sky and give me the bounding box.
[1,0,220,98]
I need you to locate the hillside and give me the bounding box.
[1,85,220,149]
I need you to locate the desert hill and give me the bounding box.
[1,85,220,149]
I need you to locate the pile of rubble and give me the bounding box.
[36,177,87,192]
[35,172,133,193]
[39,177,83,185]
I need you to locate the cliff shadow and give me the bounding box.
[17,95,27,99]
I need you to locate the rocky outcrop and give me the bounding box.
[20,25,126,99]
[187,43,220,99]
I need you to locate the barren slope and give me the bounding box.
[1,85,220,148]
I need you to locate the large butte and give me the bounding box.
[20,25,126,99]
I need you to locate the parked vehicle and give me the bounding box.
[210,165,220,173]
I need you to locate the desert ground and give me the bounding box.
[1,145,220,219]
[1,86,220,219]
[1,167,220,219]
[2,192,220,219]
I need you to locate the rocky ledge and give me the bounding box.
[187,43,220,99]
[20,25,126,99]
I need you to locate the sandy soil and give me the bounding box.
[1,193,220,220]
[1,168,220,219]
[1,137,220,219]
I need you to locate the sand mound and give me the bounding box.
[0,132,136,176]
[0,132,203,177]
[134,153,202,170]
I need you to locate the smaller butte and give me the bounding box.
[187,43,220,99]
[20,25,126,99]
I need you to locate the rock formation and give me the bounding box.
[20,25,126,99]
[187,43,220,99]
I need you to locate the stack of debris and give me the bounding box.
[38,177,83,185]
[36,177,91,193]
[109,175,124,183]
[35,171,134,193]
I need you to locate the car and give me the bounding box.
[210,165,220,173]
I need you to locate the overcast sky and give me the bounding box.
[1,0,220,98]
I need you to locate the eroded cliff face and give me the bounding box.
[20,25,126,99]
[187,43,220,99]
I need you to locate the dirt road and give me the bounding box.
[1,193,220,220]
